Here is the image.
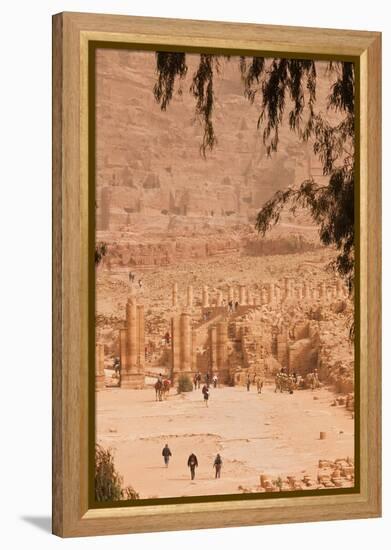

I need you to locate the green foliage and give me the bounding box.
[95,444,139,502]
[154,54,355,292]
[177,374,193,393]
[95,242,108,266]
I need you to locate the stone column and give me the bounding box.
[171,316,181,381]
[95,343,105,390]
[209,325,217,373]
[202,285,209,308]
[122,297,144,388]
[268,283,275,305]
[180,312,191,374]
[239,285,247,306]
[261,287,268,305]
[172,282,178,307]
[216,290,223,307]
[297,284,303,301]
[137,305,145,372]
[119,328,127,372]
[228,286,234,303]
[186,285,193,308]
[216,321,228,381]
[319,281,327,301]
[275,286,281,304]
[191,329,197,373]
[126,297,138,371]
[284,277,293,301]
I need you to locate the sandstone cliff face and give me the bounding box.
[95,49,332,235]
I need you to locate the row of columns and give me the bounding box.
[171,280,347,310]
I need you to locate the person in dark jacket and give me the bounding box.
[187,453,198,480]
[202,384,210,407]
[213,454,223,478]
[162,444,172,467]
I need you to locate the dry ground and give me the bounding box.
[96,383,354,499]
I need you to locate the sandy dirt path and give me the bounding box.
[96,384,354,499]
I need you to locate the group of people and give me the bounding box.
[274,367,320,393]
[162,444,223,480]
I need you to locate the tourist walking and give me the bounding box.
[187,453,198,480]
[256,377,264,394]
[202,384,210,407]
[113,357,120,376]
[162,444,172,467]
[212,374,218,388]
[246,375,251,392]
[213,454,223,478]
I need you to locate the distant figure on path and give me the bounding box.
[202,384,210,407]
[212,374,218,388]
[213,454,223,478]
[246,375,251,392]
[138,278,143,289]
[113,357,120,376]
[187,453,198,480]
[256,377,264,394]
[162,444,172,467]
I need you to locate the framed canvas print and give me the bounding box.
[52,12,381,537]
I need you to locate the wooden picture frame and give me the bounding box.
[52,11,381,537]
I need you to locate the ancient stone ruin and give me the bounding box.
[96,275,353,392]
[238,457,355,494]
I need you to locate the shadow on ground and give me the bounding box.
[21,516,51,534]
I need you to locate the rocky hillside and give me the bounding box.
[95,50,333,232]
